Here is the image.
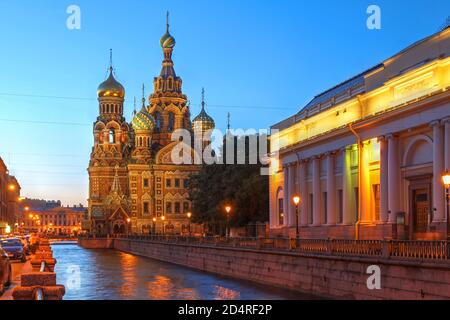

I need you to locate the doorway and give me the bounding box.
[408,175,432,239]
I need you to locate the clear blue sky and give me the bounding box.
[0,0,448,205]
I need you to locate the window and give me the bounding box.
[174,202,180,213]
[166,179,171,188]
[183,179,189,188]
[165,202,172,214]
[174,178,180,188]
[373,184,380,221]
[109,129,115,144]
[154,112,162,133]
[143,202,149,215]
[338,190,343,223]
[143,178,149,188]
[168,112,175,132]
[309,194,314,224]
[323,192,327,225]
[278,198,284,226]
[183,202,189,213]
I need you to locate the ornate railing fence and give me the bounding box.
[87,234,449,263]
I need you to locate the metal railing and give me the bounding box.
[84,234,450,263]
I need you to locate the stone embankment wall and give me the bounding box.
[78,238,450,300]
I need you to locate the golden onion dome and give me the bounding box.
[97,67,125,98]
[131,107,155,132]
[193,107,215,132]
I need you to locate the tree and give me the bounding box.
[188,134,269,235]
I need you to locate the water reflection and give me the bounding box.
[52,244,315,300]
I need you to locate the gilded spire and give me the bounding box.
[109,48,113,72]
[166,11,170,33]
[141,83,146,109]
[201,87,205,110]
[133,97,137,116]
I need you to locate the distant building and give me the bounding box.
[0,157,21,235]
[19,205,86,236]
[270,27,450,240]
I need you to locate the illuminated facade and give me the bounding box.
[20,206,85,235]
[88,17,214,235]
[270,27,450,240]
[0,157,21,235]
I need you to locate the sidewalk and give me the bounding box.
[0,256,33,300]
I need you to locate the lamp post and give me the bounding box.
[442,170,450,239]
[187,212,192,236]
[225,205,231,238]
[292,195,301,238]
[152,217,157,235]
[161,215,166,235]
[126,218,131,235]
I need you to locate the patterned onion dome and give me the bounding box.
[160,31,176,49]
[131,107,155,132]
[193,107,215,132]
[97,68,125,98]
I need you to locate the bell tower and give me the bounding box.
[88,51,130,234]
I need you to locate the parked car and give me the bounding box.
[0,247,12,296]
[18,236,30,255]
[0,238,26,262]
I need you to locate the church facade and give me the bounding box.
[87,18,214,235]
[269,26,450,240]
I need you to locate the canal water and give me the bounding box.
[52,244,315,300]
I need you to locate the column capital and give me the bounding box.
[377,135,386,143]
[386,133,398,140]
[441,117,450,125]
[430,120,442,128]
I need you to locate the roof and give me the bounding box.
[272,25,450,130]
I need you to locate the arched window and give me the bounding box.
[155,112,162,133]
[168,112,175,132]
[109,129,115,144]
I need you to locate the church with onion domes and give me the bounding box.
[87,14,214,235]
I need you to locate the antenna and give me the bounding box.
[227,112,231,131]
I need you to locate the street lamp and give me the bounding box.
[126,218,131,235]
[224,205,232,238]
[8,184,15,191]
[152,217,157,234]
[292,195,301,238]
[442,170,450,239]
[161,215,166,235]
[187,212,192,236]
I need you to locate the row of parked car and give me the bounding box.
[0,235,33,296]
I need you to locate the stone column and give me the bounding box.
[360,141,371,223]
[342,147,353,225]
[288,164,296,227]
[326,152,336,225]
[298,160,308,225]
[283,165,290,227]
[378,136,389,223]
[387,134,400,223]
[312,157,321,226]
[431,121,445,222]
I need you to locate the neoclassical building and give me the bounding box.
[88,17,214,235]
[270,26,450,240]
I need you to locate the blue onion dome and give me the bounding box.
[193,107,215,132]
[132,107,155,132]
[97,67,125,98]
